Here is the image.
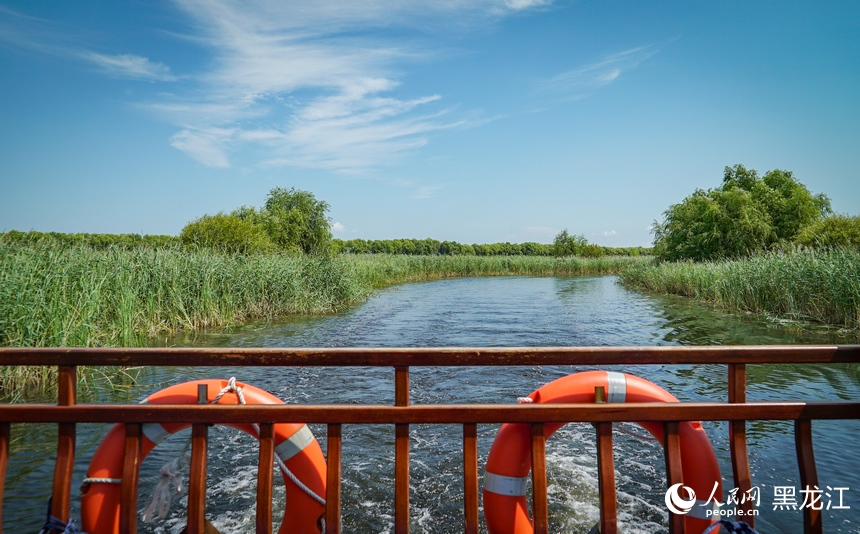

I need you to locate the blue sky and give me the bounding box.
[1,1,858,247]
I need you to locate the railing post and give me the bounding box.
[187,384,209,534]
[530,423,549,534]
[0,422,10,532]
[462,423,479,534]
[394,366,410,534]
[325,423,343,534]
[120,423,142,534]
[594,384,617,534]
[728,363,754,523]
[51,365,77,526]
[795,419,822,534]
[256,423,275,534]
[664,421,685,534]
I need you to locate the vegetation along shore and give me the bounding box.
[2,164,859,395]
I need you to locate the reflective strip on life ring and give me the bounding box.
[81,379,327,534]
[483,370,722,534]
[484,473,529,497]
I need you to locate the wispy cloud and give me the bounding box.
[539,43,668,100]
[155,0,553,170]
[0,7,176,82]
[169,128,236,168]
[82,53,176,81]
[4,1,558,171]
[412,185,442,199]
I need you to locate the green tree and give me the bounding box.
[722,165,831,244]
[180,213,275,254]
[653,165,831,261]
[796,215,860,248]
[262,187,332,254]
[553,229,588,257]
[653,188,772,261]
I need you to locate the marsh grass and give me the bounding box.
[5,238,857,395]
[620,248,860,329]
[0,240,369,396]
[346,253,648,289]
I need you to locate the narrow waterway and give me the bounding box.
[5,276,859,532]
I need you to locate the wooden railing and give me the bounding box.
[1,346,859,534]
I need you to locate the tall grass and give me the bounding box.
[346,254,648,289]
[619,248,860,329]
[0,240,368,395]
[0,242,368,348]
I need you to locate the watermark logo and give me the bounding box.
[663,482,850,517]
[665,483,697,515]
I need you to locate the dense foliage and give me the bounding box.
[653,165,832,261]
[333,237,647,257]
[179,213,275,254]
[795,214,860,249]
[0,230,178,249]
[552,229,587,257]
[180,187,332,254]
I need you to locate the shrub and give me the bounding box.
[653,164,831,261]
[180,213,275,254]
[796,214,860,248]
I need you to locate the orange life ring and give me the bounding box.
[484,370,722,533]
[81,379,327,534]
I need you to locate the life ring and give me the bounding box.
[484,370,722,533]
[81,379,326,534]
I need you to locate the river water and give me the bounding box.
[5,276,860,532]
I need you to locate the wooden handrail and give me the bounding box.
[1,401,857,424]
[1,344,858,366]
[1,345,859,534]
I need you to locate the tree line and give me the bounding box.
[332,237,649,257]
[16,162,851,263]
[0,230,179,249]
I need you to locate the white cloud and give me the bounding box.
[503,0,553,10]
[540,43,667,100]
[602,230,617,237]
[331,221,346,232]
[83,53,176,81]
[2,2,557,171]
[0,7,177,82]
[156,0,549,170]
[412,185,442,199]
[169,128,236,167]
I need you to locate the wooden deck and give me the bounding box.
[1,345,859,533]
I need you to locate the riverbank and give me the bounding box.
[619,248,860,330]
[5,239,858,394]
[0,241,646,392]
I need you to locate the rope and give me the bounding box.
[215,377,326,507]
[79,377,325,527]
[141,452,190,523]
[79,477,121,489]
[39,498,87,534]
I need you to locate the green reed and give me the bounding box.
[619,248,860,329]
[344,253,648,289]
[0,240,370,395]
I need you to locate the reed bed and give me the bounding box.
[619,248,860,329]
[346,253,648,289]
[0,240,368,395]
